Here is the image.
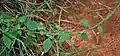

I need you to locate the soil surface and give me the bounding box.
[59,0,120,56]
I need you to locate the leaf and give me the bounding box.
[19,16,26,22]
[106,12,113,20]
[97,25,103,35]
[15,24,21,29]
[80,20,89,28]
[59,31,70,43]
[43,38,52,53]
[3,31,17,48]
[26,19,38,30]
[2,14,16,22]
[10,31,18,37]
[49,35,54,39]
[27,31,36,37]
[26,36,35,46]
[0,19,3,24]
[1,25,6,31]
[117,0,120,2]
[37,24,46,30]
[3,34,13,48]
[6,23,11,27]
[80,32,88,40]
[18,30,22,35]
[39,30,44,35]
[46,34,54,39]
[19,48,24,56]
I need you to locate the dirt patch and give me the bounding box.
[60,0,120,56]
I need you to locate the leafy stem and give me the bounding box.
[0,28,29,56]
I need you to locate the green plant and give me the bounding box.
[0,0,71,56]
[0,13,46,56]
[0,0,120,56]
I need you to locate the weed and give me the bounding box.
[0,0,120,56]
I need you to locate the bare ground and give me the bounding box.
[59,0,120,56]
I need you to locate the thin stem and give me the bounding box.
[0,28,29,56]
[56,39,59,56]
[90,3,120,29]
[71,3,120,35]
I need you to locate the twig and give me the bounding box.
[56,39,59,56]
[92,30,99,44]
[41,52,44,56]
[27,14,46,21]
[96,12,104,20]
[56,5,65,56]
[58,8,63,26]
[78,1,86,6]
[86,51,91,56]
[98,2,112,12]
[106,34,120,47]
[58,20,81,25]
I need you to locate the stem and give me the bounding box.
[0,47,6,55]
[89,19,105,30]
[71,3,120,35]
[90,3,120,29]
[56,5,65,56]
[0,28,29,56]
[56,39,59,56]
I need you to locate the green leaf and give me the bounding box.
[3,34,13,48]
[2,14,16,22]
[26,36,35,46]
[80,20,89,28]
[46,35,54,39]
[117,0,120,2]
[39,30,44,35]
[97,25,103,35]
[10,31,18,37]
[27,31,36,37]
[49,35,54,39]
[0,19,3,24]
[15,24,21,29]
[26,19,38,30]
[1,25,6,31]
[106,12,113,20]
[3,31,17,48]
[37,24,46,30]
[43,38,52,53]
[80,32,88,40]
[19,16,26,22]
[59,31,70,43]
[18,30,22,35]
[19,47,24,56]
